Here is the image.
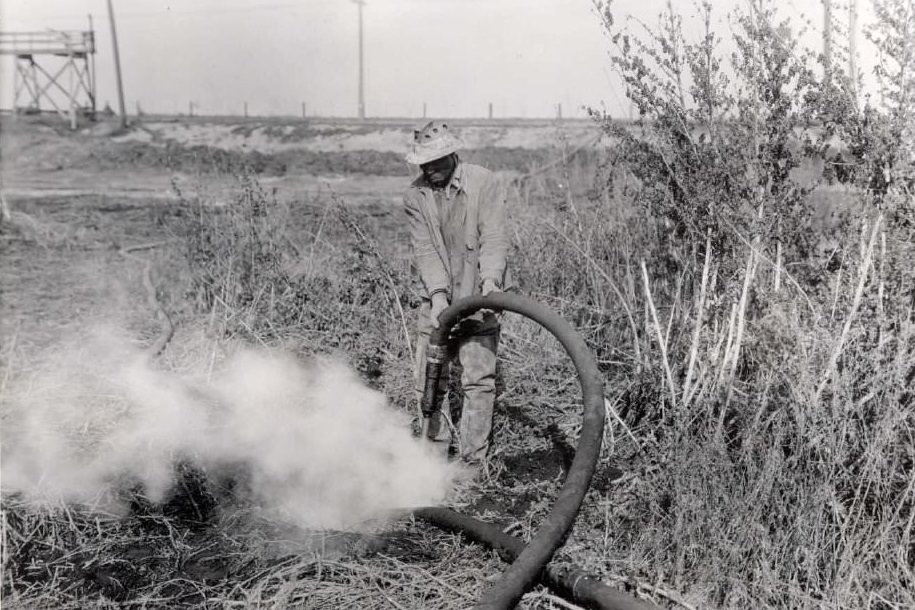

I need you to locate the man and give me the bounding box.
[403,120,510,467]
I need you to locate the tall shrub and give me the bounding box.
[519,1,915,606]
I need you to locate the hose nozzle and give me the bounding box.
[419,416,431,442]
[419,343,447,441]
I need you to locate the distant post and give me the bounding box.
[302,102,306,119]
[0,185,10,225]
[488,102,493,120]
[423,102,427,119]
[557,103,562,120]
[244,101,248,118]
[106,0,128,128]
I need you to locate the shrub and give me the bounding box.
[509,1,915,606]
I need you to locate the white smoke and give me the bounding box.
[0,329,457,529]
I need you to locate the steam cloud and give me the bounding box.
[0,329,457,529]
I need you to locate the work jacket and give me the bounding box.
[403,161,510,302]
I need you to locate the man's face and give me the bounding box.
[420,154,456,188]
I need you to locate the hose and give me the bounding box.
[119,241,175,359]
[414,506,659,610]
[420,292,608,609]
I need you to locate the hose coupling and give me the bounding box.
[424,343,447,364]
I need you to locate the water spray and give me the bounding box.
[416,293,657,610]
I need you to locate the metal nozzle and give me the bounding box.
[420,416,431,442]
[420,345,447,417]
[419,343,447,443]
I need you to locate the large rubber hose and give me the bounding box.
[414,507,659,610]
[424,293,606,609]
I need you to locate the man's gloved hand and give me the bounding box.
[430,292,449,328]
[481,278,501,296]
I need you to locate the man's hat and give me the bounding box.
[405,120,463,165]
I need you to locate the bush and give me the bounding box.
[509,1,915,606]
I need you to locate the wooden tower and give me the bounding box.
[0,29,97,129]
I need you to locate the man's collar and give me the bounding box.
[446,161,464,195]
[423,159,464,198]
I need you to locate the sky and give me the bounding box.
[0,0,882,119]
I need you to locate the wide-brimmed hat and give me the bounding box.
[405,120,463,165]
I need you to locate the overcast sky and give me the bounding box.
[0,0,881,119]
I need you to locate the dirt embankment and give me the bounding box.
[1,116,601,180]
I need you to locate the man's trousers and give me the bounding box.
[414,305,500,464]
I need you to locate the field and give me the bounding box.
[1,103,913,610]
[0,114,631,609]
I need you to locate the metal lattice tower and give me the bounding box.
[0,29,96,129]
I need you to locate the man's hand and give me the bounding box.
[430,292,449,328]
[481,278,501,296]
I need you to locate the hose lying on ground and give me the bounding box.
[414,506,659,610]
[119,241,175,358]
[417,293,646,609]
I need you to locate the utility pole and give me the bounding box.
[848,0,858,102]
[823,0,833,79]
[88,14,97,117]
[352,0,366,119]
[106,0,127,128]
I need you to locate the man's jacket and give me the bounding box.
[403,161,510,302]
